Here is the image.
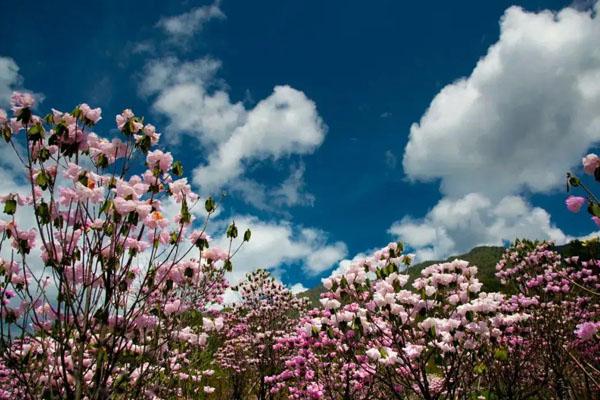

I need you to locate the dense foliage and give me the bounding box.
[0,93,598,399]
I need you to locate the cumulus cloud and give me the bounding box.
[271,163,315,207]
[0,56,22,106]
[142,57,326,200]
[211,215,347,283]
[389,193,569,262]
[141,57,243,147]
[403,5,600,198]
[193,85,326,192]
[289,283,308,295]
[157,0,225,40]
[392,4,600,262]
[226,164,315,213]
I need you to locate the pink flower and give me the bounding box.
[190,230,210,245]
[63,163,83,181]
[10,91,35,114]
[134,124,161,145]
[146,150,173,173]
[116,109,134,130]
[0,109,6,124]
[202,247,228,261]
[164,299,183,315]
[593,216,600,227]
[124,237,149,253]
[565,196,586,213]
[575,321,599,341]
[113,197,137,215]
[79,103,102,124]
[366,348,381,360]
[144,211,169,229]
[582,153,600,175]
[115,109,142,133]
[169,178,197,202]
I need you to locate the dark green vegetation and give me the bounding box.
[302,239,600,306]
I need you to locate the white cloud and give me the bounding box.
[0,56,22,107]
[157,0,225,40]
[141,57,244,148]
[403,4,600,198]
[289,283,308,295]
[394,4,600,262]
[212,215,347,283]
[305,241,349,274]
[193,85,326,192]
[142,57,326,201]
[227,166,315,213]
[389,193,569,262]
[272,163,315,207]
[324,251,370,280]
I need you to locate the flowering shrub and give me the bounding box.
[0,92,249,399]
[268,244,510,399]
[215,269,309,399]
[267,239,600,399]
[485,240,600,398]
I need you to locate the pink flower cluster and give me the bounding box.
[0,92,249,399]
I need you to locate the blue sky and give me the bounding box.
[1,0,599,291]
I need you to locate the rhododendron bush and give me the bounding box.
[0,90,598,400]
[0,92,249,399]
[268,241,599,399]
[215,269,309,399]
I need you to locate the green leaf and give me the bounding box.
[100,200,113,215]
[494,348,508,361]
[35,170,50,190]
[474,362,487,375]
[3,198,16,215]
[96,154,108,168]
[327,327,335,339]
[35,201,50,225]
[568,176,580,187]
[18,238,30,255]
[16,108,32,124]
[243,228,251,242]
[396,241,404,253]
[224,259,233,272]
[2,126,12,142]
[138,135,152,154]
[27,123,45,141]
[194,237,208,250]
[171,160,184,177]
[180,198,191,224]
[466,310,474,322]
[588,202,600,218]
[226,221,238,239]
[37,147,51,163]
[71,106,82,119]
[205,196,215,213]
